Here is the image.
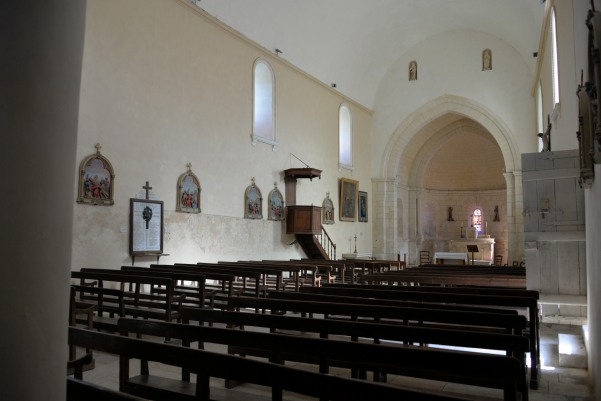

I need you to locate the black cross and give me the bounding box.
[143,181,152,200]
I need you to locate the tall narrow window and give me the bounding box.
[472,209,483,234]
[551,8,560,109]
[537,82,544,152]
[339,104,352,169]
[252,59,276,148]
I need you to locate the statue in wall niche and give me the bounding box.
[447,206,454,221]
[409,61,417,81]
[482,49,492,71]
[493,205,500,222]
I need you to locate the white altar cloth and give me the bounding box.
[433,252,469,264]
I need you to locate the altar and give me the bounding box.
[449,238,495,265]
[433,252,469,265]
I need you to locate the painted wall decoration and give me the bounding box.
[339,177,358,222]
[77,143,115,205]
[268,183,284,221]
[176,163,201,213]
[358,191,368,222]
[244,177,263,219]
[322,192,335,224]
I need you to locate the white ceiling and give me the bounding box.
[195,0,545,108]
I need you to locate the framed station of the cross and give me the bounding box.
[129,198,164,255]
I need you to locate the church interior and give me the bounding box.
[2,0,601,400]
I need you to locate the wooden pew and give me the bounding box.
[180,307,530,392]
[72,269,183,323]
[173,263,265,297]
[67,377,148,401]
[120,265,207,309]
[362,271,527,288]
[313,283,541,389]
[284,259,355,284]
[233,260,324,289]
[228,296,527,336]
[116,318,525,401]
[69,326,471,401]
[71,284,126,332]
[149,264,239,309]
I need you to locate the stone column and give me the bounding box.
[0,2,86,400]
[372,178,397,259]
[503,171,524,264]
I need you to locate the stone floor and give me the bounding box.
[77,322,593,401]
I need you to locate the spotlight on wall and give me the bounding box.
[533,52,538,57]
[331,83,337,88]
[275,48,283,55]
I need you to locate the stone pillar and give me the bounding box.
[407,188,422,265]
[512,170,525,262]
[372,178,397,259]
[0,2,86,400]
[503,171,524,264]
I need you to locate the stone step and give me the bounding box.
[558,332,587,369]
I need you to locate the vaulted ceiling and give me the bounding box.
[195,0,544,108]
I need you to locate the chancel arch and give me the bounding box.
[373,95,523,265]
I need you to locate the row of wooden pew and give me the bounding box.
[68,259,536,400]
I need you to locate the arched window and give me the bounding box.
[339,103,353,169]
[252,59,276,148]
[472,208,483,234]
[551,7,560,109]
[537,82,544,152]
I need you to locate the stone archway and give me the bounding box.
[372,95,524,264]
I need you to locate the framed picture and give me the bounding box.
[322,193,335,224]
[339,178,358,222]
[358,191,368,222]
[244,178,263,219]
[176,163,201,213]
[130,198,164,255]
[268,183,284,221]
[77,143,115,206]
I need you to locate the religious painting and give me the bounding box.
[77,143,115,206]
[339,178,358,222]
[244,178,263,219]
[358,191,368,222]
[268,183,284,221]
[176,163,201,214]
[129,198,164,255]
[322,193,335,225]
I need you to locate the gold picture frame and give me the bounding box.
[339,178,358,222]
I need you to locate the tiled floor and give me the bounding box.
[77,322,592,401]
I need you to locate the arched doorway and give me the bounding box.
[372,95,523,265]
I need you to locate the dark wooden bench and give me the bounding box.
[362,271,527,288]
[67,377,148,401]
[120,265,207,309]
[71,284,126,332]
[72,269,183,323]
[173,263,265,297]
[180,306,529,395]
[314,283,541,389]
[117,317,524,401]
[69,326,471,401]
[149,264,240,309]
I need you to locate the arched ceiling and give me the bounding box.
[195,0,544,108]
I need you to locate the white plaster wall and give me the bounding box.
[372,30,536,176]
[73,0,373,270]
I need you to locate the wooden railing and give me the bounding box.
[318,225,336,260]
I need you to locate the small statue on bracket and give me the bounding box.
[447,206,454,221]
[538,114,551,152]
